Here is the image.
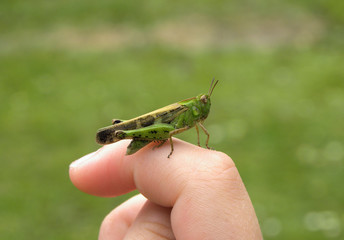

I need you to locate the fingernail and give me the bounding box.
[70,151,98,169]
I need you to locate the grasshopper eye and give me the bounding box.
[200,95,207,103]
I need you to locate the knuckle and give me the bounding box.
[193,151,240,184]
[209,151,236,175]
[190,151,247,201]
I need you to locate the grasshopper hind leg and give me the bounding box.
[115,124,175,156]
[126,139,151,155]
[152,140,167,150]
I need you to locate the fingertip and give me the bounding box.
[69,151,98,169]
[69,150,100,192]
[69,141,134,197]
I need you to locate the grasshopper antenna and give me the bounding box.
[208,77,219,97]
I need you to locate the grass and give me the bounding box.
[1,0,344,239]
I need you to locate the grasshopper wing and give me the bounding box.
[96,103,188,145]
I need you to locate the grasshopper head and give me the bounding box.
[197,78,219,119]
[197,94,211,119]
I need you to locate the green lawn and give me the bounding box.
[1,0,344,239]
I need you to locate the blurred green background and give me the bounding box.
[1,0,343,239]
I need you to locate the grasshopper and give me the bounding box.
[96,78,219,158]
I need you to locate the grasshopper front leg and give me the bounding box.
[168,126,190,158]
[195,124,201,147]
[198,122,210,149]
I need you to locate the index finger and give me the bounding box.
[70,139,262,239]
[69,139,238,206]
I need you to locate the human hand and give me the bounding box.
[69,139,262,239]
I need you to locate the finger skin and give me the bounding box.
[124,200,174,240]
[70,139,262,239]
[99,194,147,240]
[171,166,261,239]
[69,140,136,197]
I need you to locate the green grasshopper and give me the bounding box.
[96,78,219,158]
